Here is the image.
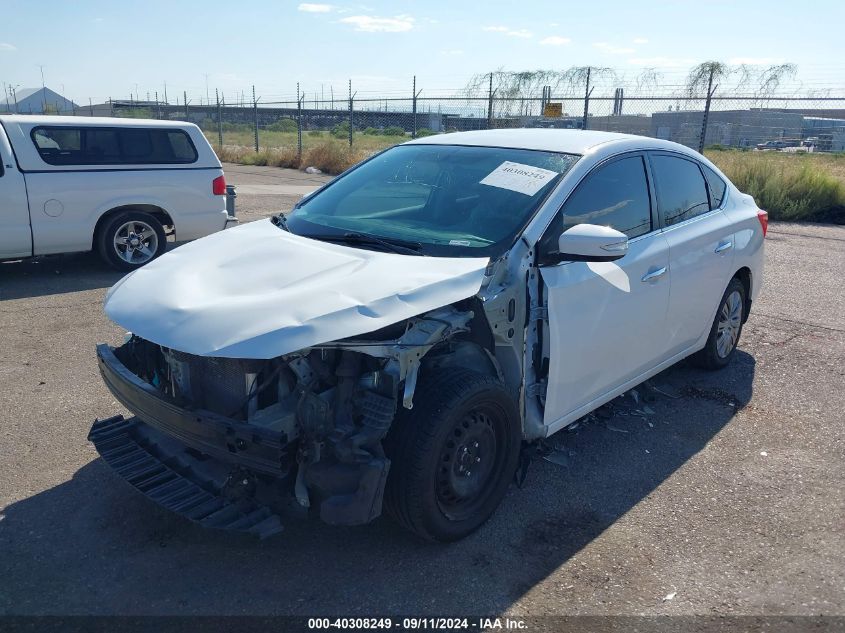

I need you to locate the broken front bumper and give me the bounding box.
[96,344,288,476]
[93,343,390,530]
[88,415,284,538]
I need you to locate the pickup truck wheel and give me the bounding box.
[693,277,746,370]
[384,368,520,542]
[97,211,166,271]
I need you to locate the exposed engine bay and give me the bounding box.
[98,304,495,529]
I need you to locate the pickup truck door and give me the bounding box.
[538,153,671,430]
[0,124,32,258]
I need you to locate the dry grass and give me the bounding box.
[705,149,845,223]
[207,128,397,174]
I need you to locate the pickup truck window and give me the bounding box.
[30,126,198,166]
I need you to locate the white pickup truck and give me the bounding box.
[0,115,235,270]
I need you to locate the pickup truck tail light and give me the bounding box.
[757,210,769,237]
[212,175,227,196]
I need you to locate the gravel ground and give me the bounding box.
[0,165,842,618]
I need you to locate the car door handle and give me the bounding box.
[715,240,733,253]
[641,266,668,282]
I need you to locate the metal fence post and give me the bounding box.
[297,82,303,160]
[487,72,494,129]
[348,79,353,148]
[412,76,417,139]
[698,67,716,153]
[252,85,259,153]
[582,67,593,130]
[216,89,223,148]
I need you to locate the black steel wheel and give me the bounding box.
[384,367,520,542]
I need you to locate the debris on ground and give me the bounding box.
[663,590,677,602]
[304,166,323,174]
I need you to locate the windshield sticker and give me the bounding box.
[480,161,559,196]
[449,239,471,246]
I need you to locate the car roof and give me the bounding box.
[404,128,699,158]
[0,114,194,129]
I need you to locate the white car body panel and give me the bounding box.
[0,115,228,258]
[541,230,671,425]
[104,219,489,359]
[102,129,766,440]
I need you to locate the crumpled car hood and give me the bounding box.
[104,219,489,359]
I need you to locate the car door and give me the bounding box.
[0,124,32,259]
[539,153,671,427]
[648,152,737,356]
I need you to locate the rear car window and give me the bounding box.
[30,126,198,166]
[650,154,711,226]
[701,164,727,209]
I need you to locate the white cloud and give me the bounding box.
[729,57,785,66]
[632,37,648,44]
[540,36,571,46]
[594,42,635,55]
[628,56,696,68]
[339,14,414,32]
[483,25,532,38]
[298,3,333,12]
[0,42,16,51]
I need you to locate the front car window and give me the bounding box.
[287,144,579,257]
[538,155,652,262]
[651,154,711,226]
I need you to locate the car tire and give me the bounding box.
[97,211,167,271]
[383,367,521,542]
[693,277,747,370]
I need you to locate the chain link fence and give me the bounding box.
[27,78,845,168]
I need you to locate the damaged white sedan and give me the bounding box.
[90,130,766,541]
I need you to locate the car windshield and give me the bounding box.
[286,144,579,257]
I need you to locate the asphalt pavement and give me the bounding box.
[0,164,842,618]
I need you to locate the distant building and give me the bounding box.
[651,109,805,148]
[0,87,78,114]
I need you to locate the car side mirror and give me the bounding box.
[551,223,628,263]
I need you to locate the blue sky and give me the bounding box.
[0,0,842,104]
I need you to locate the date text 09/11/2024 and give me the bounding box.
[306,617,527,630]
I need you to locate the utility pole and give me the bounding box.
[204,74,210,106]
[184,90,189,119]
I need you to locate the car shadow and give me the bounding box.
[0,352,755,615]
[0,241,185,301]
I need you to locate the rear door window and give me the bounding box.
[650,154,711,226]
[701,164,727,209]
[30,126,198,165]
